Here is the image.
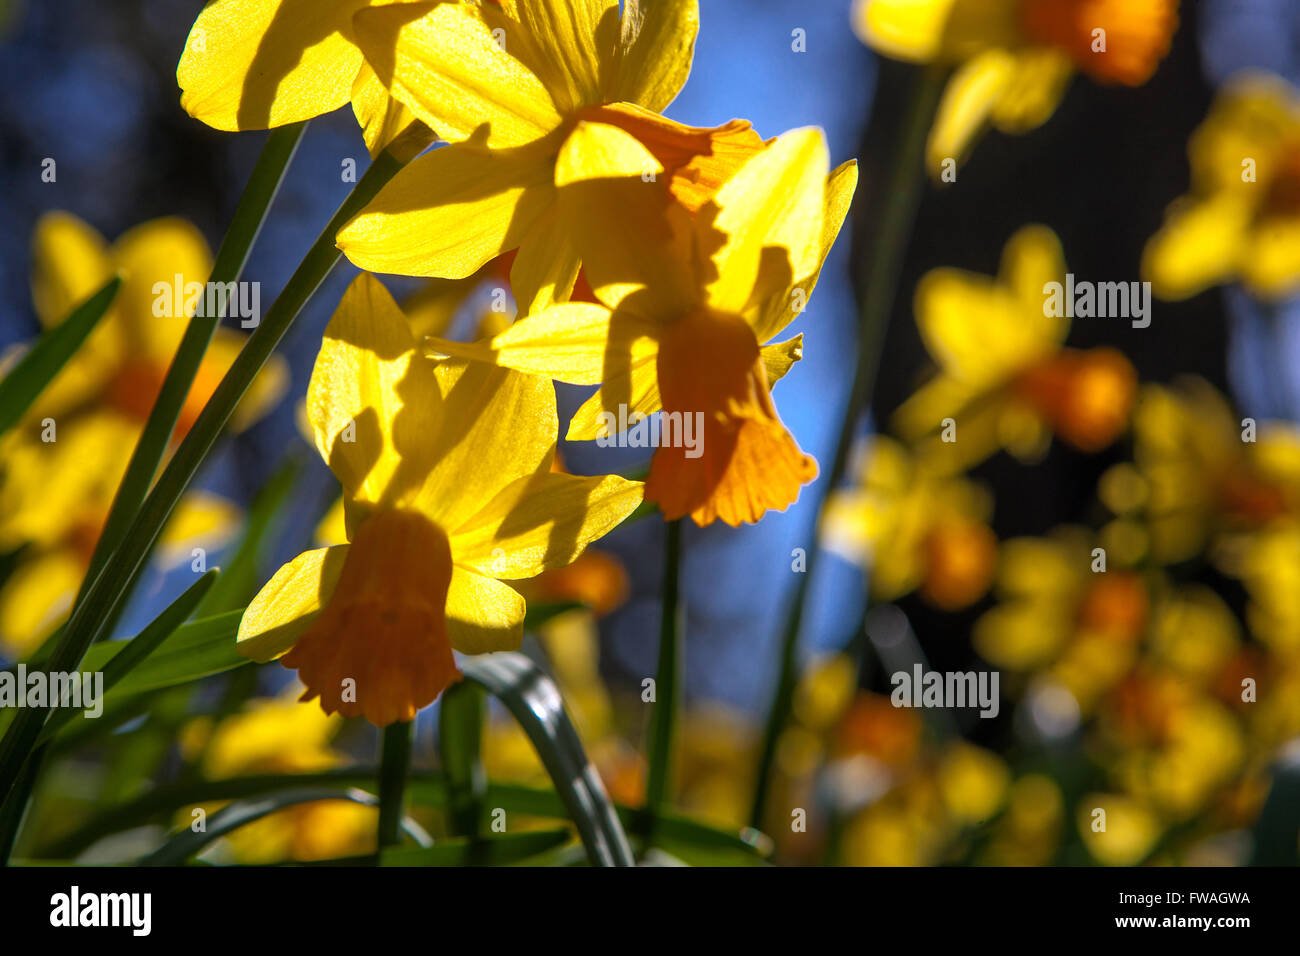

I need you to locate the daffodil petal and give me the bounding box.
[1240,217,1300,300]
[351,59,434,161]
[112,217,214,360]
[989,48,1073,134]
[30,211,114,329]
[308,273,442,506]
[751,159,858,343]
[926,48,1015,176]
[513,0,618,113]
[486,302,660,386]
[1141,193,1253,301]
[157,491,242,565]
[451,472,642,578]
[0,548,84,658]
[705,127,828,315]
[238,546,350,662]
[337,139,555,279]
[612,0,698,112]
[446,566,526,654]
[761,335,804,386]
[509,204,582,316]
[555,121,699,316]
[353,0,562,148]
[412,361,557,529]
[566,353,661,440]
[204,330,291,432]
[852,0,1019,62]
[177,0,375,131]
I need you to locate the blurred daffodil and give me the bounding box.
[430,124,856,526]
[181,691,376,862]
[853,0,1178,175]
[894,225,1136,470]
[336,0,775,314]
[236,273,643,725]
[177,0,434,158]
[1101,378,1300,565]
[1143,72,1300,301]
[821,436,997,610]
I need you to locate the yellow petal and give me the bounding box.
[1188,72,1300,194]
[926,48,1016,175]
[989,48,1073,134]
[337,139,554,279]
[1240,217,1300,300]
[445,566,526,654]
[314,496,349,548]
[204,330,291,432]
[566,353,661,440]
[353,0,562,148]
[852,0,1019,63]
[751,159,858,343]
[761,335,804,386]
[177,0,375,131]
[307,273,443,506]
[448,302,661,386]
[111,217,213,360]
[237,546,350,662]
[157,491,242,564]
[351,59,435,161]
[706,128,828,315]
[450,472,642,578]
[554,121,698,315]
[0,548,84,658]
[30,211,114,329]
[509,204,582,316]
[611,0,698,112]
[513,0,618,113]
[999,223,1066,310]
[1141,193,1253,300]
[411,360,558,530]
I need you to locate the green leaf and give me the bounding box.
[462,653,635,867]
[80,609,246,697]
[0,277,120,438]
[373,829,571,867]
[35,570,218,745]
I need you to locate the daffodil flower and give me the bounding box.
[177,0,434,159]
[336,0,772,315]
[820,436,997,611]
[852,0,1178,175]
[427,123,856,526]
[1143,72,1300,301]
[893,224,1136,469]
[237,272,643,726]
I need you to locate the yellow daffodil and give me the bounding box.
[177,0,434,158]
[1100,378,1300,566]
[236,272,643,726]
[428,124,856,526]
[1143,72,1300,300]
[973,529,1148,710]
[180,691,376,862]
[893,225,1136,470]
[336,0,778,315]
[853,0,1179,175]
[821,436,997,610]
[0,410,239,657]
[11,211,286,445]
[1076,792,1160,864]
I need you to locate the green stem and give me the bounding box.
[378,721,413,850]
[439,681,486,837]
[643,518,683,842]
[0,147,407,817]
[747,64,948,831]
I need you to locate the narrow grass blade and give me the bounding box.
[462,653,635,867]
[643,518,682,843]
[0,276,120,437]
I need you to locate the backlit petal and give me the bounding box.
[611,0,698,112]
[237,546,350,662]
[445,566,526,654]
